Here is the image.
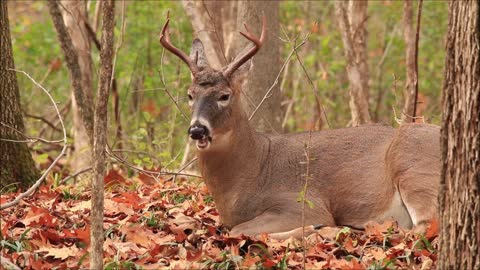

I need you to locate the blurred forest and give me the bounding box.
[7,1,447,174]
[3,1,479,269]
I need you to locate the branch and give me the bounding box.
[23,112,63,133]
[0,121,63,144]
[248,34,308,121]
[412,0,423,122]
[0,69,68,210]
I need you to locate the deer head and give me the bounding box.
[159,14,266,151]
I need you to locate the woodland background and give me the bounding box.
[6,1,446,177]
[2,1,477,269]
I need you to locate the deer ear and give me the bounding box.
[229,59,252,89]
[190,38,210,68]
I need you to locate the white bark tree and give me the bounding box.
[60,0,93,173]
[335,1,371,126]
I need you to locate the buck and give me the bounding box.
[159,16,440,238]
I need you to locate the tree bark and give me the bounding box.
[439,1,480,269]
[60,0,93,174]
[402,0,417,123]
[335,1,371,126]
[90,0,114,268]
[0,0,39,189]
[181,0,227,69]
[234,1,282,132]
[48,0,94,143]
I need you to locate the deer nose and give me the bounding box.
[188,125,208,140]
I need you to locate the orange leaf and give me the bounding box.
[425,219,439,238]
[262,258,277,268]
[75,226,90,246]
[186,248,203,261]
[104,170,126,186]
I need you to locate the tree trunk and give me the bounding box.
[182,0,227,69]
[48,0,94,143]
[335,1,371,126]
[439,1,480,269]
[0,1,39,190]
[401,0,417,123]
[234,1,282,133]
[90,0,115,268]
[60,0,93,174]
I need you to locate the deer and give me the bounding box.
[159,15,440,239]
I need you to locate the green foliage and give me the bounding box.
[0,228,32,253]
[8,1,447,169]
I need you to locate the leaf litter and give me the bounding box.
[0,170,439,269]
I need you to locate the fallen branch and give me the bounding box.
[1,69,67,210]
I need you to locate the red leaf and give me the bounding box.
[104,170,126,186]
[425,219,439,238]
[75,226,90,246]
[262,258,277,268]
[186,248,203,261]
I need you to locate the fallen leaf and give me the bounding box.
[36,246,80,260]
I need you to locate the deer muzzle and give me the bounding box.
[188,122,211,149]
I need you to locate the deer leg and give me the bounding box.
[229,207,335,239]
[397,173,439,234]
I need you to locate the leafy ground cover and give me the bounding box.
[1,171,438,269]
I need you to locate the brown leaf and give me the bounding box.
[36,246,80,260]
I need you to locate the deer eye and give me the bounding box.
[219,94,230,101]
[188,94,193,101]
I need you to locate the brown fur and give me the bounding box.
[162,32,440,239]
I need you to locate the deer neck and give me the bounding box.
[197,109,270,222]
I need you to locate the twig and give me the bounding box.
[159,48,188,120]
[201,0,227,64]
[0,122,63,144]
[106,145,201,179]
[167,157,198,182]
[1,69,68,210]
[248,39,307,121]
[291,22,330,128]
[412,0,423,122]
[38,98,71,138]
[60,166,93,185]
[23,112,63,133]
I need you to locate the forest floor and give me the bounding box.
[1,170,438,270]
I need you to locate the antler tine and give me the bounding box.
[159,13,198,75]
[223,15,267,78]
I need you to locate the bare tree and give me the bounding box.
[439,1,480,269]
[0,0,39,189]
[335,1,371,126]
[181,1,226,69]
[90,0,115,268]
[60,0,93,173]
[402,0,423,123]
[234,1,282,132]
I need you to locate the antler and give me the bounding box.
[159,12,199,75]
[223,15,267,79]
